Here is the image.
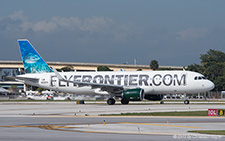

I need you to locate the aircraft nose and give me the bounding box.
[207,80,215,90]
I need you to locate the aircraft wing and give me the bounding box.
[65,79,123,93]
[52,67,124,94]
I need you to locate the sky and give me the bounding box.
[0,0,225,66]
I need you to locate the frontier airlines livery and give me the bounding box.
[15,39,215,105]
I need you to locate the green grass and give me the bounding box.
[189,130,225,135]
[100,111,208,116]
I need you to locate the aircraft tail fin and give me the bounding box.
[17,39,53,74]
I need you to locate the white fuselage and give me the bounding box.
[17,70,215,96]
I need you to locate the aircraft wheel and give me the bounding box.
[160,101,164,104]
[184,100,190,105]
[121,98,129,105]
[107,98,115,105]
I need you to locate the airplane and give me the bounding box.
[15,39,215,105]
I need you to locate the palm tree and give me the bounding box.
[150,60,159,70]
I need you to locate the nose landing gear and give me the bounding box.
[184,100,190,104]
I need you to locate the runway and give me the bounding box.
[0,102,225,141]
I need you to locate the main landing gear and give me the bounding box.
[107,98,130,105]
[107,98,115,105]
[121,98,129,105]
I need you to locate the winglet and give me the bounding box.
[51,67,65,81]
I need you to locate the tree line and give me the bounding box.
[188,49,225,91]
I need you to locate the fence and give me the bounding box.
[207,91,225,100]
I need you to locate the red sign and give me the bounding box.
[208,109,217,116]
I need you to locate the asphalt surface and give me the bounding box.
[0,102,225,141]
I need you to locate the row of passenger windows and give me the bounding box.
[194,76,206,80]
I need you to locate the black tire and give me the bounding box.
[184,100,190,104]
[121,98,129,105]
[160,101,164,104]
[107,98,115,105]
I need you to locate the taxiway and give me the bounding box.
[0,102,224,141]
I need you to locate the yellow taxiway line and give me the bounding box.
[0,121,202,135]
[120,122,201,129]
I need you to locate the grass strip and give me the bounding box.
[100,111,208,116]
[188,130,225,135]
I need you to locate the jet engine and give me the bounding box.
[144,94,164,101]
[122,88,144,101]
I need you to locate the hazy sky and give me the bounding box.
[0,0,225,66]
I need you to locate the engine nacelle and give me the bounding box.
[122,88,144,101]
[144,94,164,101]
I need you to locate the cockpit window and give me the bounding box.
[202,77,206,79]
[194,76,207,80]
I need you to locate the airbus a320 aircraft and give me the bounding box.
[15,39,215,105]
